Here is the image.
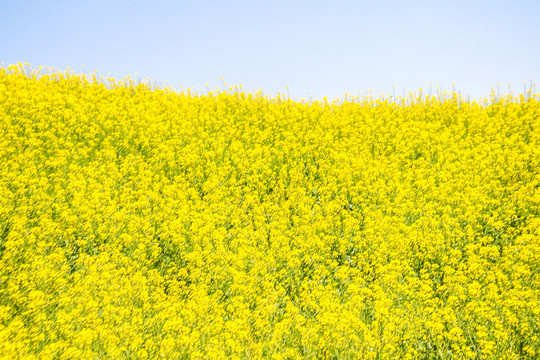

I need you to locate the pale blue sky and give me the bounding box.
[2,0,539,100]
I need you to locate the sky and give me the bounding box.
[2,0,539,101]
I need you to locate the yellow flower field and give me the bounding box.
[0,63,538,359]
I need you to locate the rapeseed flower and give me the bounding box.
[0,64,538,359]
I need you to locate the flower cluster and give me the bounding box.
[0,63,538,359]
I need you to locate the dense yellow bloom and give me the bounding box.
[0,64,538,359]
